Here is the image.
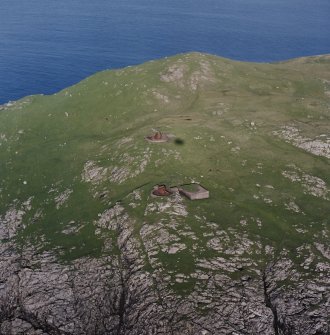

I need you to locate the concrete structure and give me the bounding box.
[178,184,209,200]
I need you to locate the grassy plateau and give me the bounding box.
[0,53,329,291]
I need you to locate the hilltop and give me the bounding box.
[0,52,329,334]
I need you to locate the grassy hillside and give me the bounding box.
[0,52,329,285]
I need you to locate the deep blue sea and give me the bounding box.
[1,0,329,104]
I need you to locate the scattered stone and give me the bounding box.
[54,189,73,209]
[273,126,330,159]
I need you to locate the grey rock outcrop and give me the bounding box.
[1,197,329,335]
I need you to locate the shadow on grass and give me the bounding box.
[174,138,185,145]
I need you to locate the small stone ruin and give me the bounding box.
[152,184,173,197]
[151,183,209,200]
[145,131,169,143]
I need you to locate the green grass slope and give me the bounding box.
[0,52,329,277]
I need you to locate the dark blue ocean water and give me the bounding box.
[1,0,329,104]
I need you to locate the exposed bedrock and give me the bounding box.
[1,207,329,335]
